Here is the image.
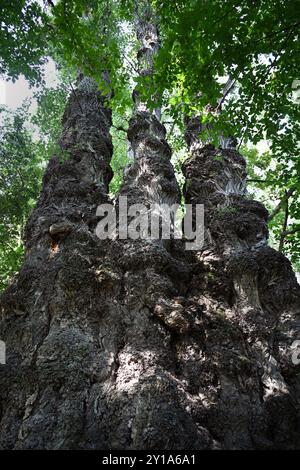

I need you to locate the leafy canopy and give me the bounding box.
[0,0,299,286]
[0,105,43,289]
[0,0,48,83]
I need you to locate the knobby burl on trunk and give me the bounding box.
[0,13,300,453]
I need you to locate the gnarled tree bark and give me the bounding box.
[0,4,299,450]
[181,130,300,448]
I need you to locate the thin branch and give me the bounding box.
[279,190,289,252]
[248,22,300,47]
[1,238,17,252]
[112,124,128,133]
[167,120,176,138]
[247,178,270,183]
[121,52,139,74]
[281,226,300,238]
[213,4,237,25]
[268,186,296,221]
[216,78,236,111]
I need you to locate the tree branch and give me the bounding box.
[268,186,296,221]
[279,190,289,252]
[247,178,270,183]
[216,78,236,111]
[282,226,300,238]
[112,124,128,133]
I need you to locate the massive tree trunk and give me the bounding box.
[0,10,300,452]
[181,134,300,449]
[0,76,116,449]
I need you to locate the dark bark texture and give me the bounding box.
[0,14,300,452]
[181,141,300,449]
